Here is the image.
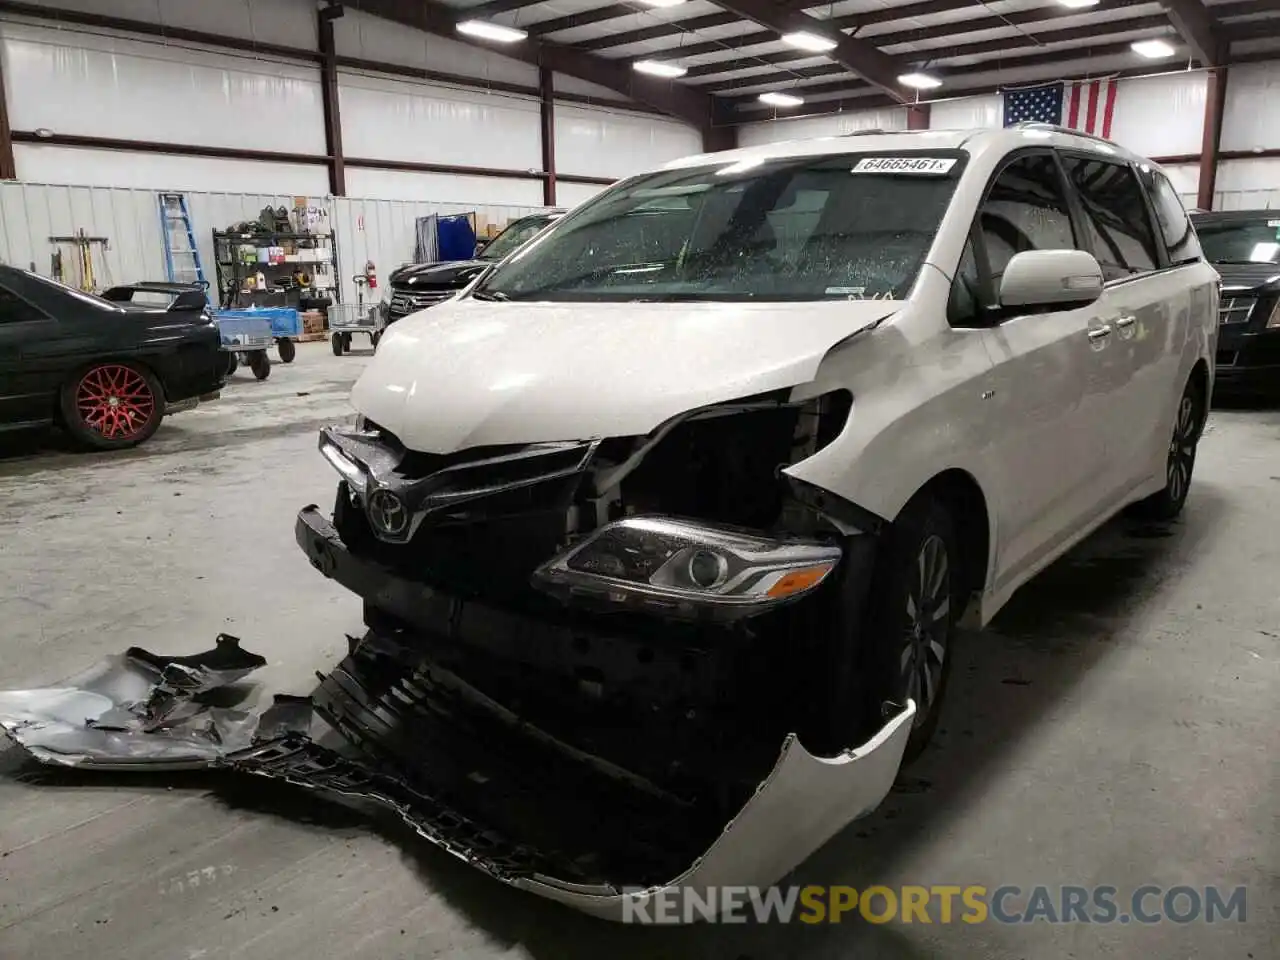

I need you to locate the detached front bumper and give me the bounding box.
[295,505,915,919]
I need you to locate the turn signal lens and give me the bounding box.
[766,565,835,599]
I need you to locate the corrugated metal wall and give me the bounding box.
[0,182,325,292]
[0,182,556,306]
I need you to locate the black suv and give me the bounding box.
[384,213,562,323]
[1192,209,1280,395]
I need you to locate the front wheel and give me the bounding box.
[331,333,345,356]
[277,338,296,363]
[1131,377,1205,521]
[249,351,271,380]
[224,352,238,377]
[61,361,166,450]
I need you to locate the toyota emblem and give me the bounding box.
[367,489,408,536]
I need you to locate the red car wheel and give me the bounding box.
[62,361,165,450]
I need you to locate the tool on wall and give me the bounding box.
[159,193,208,290]
[49,228,110,292]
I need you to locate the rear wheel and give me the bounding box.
[1131,377,1205,521]
[61,361,165,450]
[224,352,238,376]
[331,333,345,356]
[277,338,296,363]
[249,351,271,380]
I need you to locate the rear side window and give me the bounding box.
[1062,156,1159,279]
[0,285,48,324]
[1144,170,1201,265]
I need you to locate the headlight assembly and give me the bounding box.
[531,516,842,621]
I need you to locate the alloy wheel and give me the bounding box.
[76,364,156,441]
[1167,393,1197,503]
[900,533,950,728]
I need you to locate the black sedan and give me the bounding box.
[0,265,224,450]
[1192,210,1280,395]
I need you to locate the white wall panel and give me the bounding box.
[555,105,702,178]
[343,168,544,207]
[15,145,329,195]
[334,8,539,88]
[930,94,1002,130]
[1109,72,1206,158]
[331,196,551,304]
[737,106,907,147]
[1221,62,1280,152]
[1211,159,1280,210]
[1,22,326,154]
[0,182,326,296]
[338,72,542,171]
[552,73,628,101]
[556,182,611,209]
[14,0,318,48]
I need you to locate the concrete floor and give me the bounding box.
[0,342,1275,959]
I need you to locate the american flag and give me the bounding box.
[1002,79,1119,138]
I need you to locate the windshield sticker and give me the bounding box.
[1268,220,1280,227]
[851,157,956,175]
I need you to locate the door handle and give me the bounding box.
[1087,325,1112,342]
[1115,315,1136,329]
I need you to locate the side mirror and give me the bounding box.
[999,249,1104,311]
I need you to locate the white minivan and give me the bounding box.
[295,124,1219,916]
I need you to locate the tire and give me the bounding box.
[819,495,960,763]
[277,338,296,363]
[249,351,271,381]
[1130,376,1205,521]
[341,332,352,352]
[224,352,238,377]
[331,333,344,356]
[60,360,166,450]
[370,330,382,349]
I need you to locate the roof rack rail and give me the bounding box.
[1010,121,1116,147]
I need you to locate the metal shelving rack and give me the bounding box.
[212,229,341,310]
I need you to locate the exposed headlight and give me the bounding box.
[531,516,842,621]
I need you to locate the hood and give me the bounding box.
[1211,261,1280,294]
[350,298,899,452]
[389,259,489,289]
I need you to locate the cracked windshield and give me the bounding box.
[476,152,964,302]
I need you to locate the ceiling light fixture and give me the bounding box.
[781,31,838,53]
[1131,38,1175,59]
[1057,0,1100,8]
[759,91,805,107]
[637,0,687,7]
[633,60,688,78]
[898,72,942,90]
[456,20,528,43]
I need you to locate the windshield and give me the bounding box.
[481,217,553,260]
[1194,218,1280,264]
[474,152,963,302]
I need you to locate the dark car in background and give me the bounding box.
[1191,210,1280,395]
[384,212,563,322]
[0,265,223,450]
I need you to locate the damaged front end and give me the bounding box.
[288,388,915,914]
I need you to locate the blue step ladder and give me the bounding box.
[158,193,207,290]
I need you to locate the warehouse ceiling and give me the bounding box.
[400,0,1280,123]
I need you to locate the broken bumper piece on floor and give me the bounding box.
[0,630,914,922]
